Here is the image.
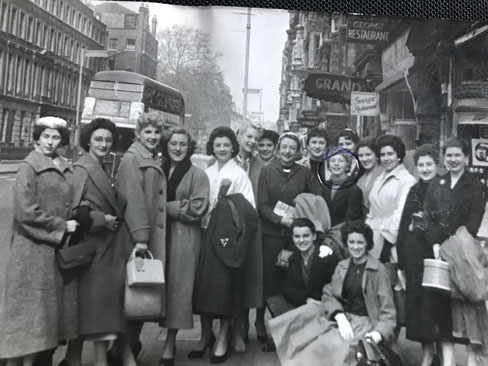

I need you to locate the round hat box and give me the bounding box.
[422,259,450,293]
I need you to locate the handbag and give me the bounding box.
[56,235,98,270]
[356,336,402,366]
[124,278,163,319]
[126,249,165,287]
[275,249,294,269]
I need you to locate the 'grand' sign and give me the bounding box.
[304,73,367,103]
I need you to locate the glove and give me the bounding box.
[335,313,354,341]
[365,331,382,344]
[319,245,333,258]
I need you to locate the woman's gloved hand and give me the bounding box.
[335,313,354,341]
[365,331,382,344]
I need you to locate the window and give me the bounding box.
[108,59,115,70]
[64,36,69,56]
[50,28,55,52]
[0,109,7,142]
[0,2,8,32]
[57,32,62,55]
[24,59,30,97]
[0,50,4,92]
[35,20,41,45]
[16,56,23,95]
[7,53,14,92]
[124,14,137,29]
[18,12,25,38]
[126,39,136,51]
[10,7,17,35]
[26,16,33,42]
[109,38,118,50]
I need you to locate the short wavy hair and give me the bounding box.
[291,217,316,234]
[277,132,301,151]
[355,137,377,157]
[342,220,374,252]
[375,135,406,163]
[206,126,239,157]
[237,123,263,140]
[260,129,279,146]
[325,148,353,172]
[136,111,165,133]
[414,143,440,166]
[79,118,118,152]
[442,137,470,156]
[306,127,329,146]
[33,125,71,147]
[162,127,196,159]
[335,128,359,145]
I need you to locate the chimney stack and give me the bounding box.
[151,16,157,37]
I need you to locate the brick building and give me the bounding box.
[92,2,158,79]
[0,0,106,159]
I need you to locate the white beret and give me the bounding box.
[36,116,68,129]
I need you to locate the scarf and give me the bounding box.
[162,156,193,202]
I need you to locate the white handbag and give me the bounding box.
[126,249,165,287]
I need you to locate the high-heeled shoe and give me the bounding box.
[210,339,232,364]
[159,346,176,366]
[187,334,216,359]
[255,322,268,343]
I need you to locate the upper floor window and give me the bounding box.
[10,8,17,35]
[109,38,118,50]
[18,11,25,38]
[0,2,8,32]
[124,14,137,29]
[126,38,136,51]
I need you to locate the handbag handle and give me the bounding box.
[129,248,154,261]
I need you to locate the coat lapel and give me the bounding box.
[75,153,120,216]
[130,141,164,175]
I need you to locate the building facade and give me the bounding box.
[0,0,106,159]
[92,2,158,79]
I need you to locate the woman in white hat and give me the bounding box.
[0,117,80,366]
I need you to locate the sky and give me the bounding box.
[93,2,290,127]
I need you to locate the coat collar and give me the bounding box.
[23,150,72,174]
[74,152,120,215]
[271,159,301,179]
[438,171,475,191]
[377,164,409,188]
[128,141,163,174]
[338,254,380,272]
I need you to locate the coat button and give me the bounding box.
[158,223,164,228]
[159,206,164,212]
[159,189,163,194]
[65,202,70,207]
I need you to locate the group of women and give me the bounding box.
[0,115,487,366]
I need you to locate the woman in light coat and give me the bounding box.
[0,117,79,366]
[159,127,210,365]
[366,135,416,262]
[115,112,168,365]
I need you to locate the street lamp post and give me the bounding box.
[242,7,251,124]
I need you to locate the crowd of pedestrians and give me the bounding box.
[0,113,487,366]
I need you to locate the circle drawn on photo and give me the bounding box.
[318,146,362,190]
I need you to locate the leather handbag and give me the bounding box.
[56,235,98,270]
[126,249,165,287]
[356,336,402,366]
[124,278,163,319]
[275,249,294,269]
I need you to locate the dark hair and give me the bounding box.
[335,128,359,145]
[355,137,377,157]
[162,127,196,159]
[260,129,279,146]
[33,125,71,146]
[306,127,329,146]
[206,126,239,157]
[442,137,470,156]
[413,143,440,166]
[79,118,118,152]
[342,220,374,251]
[375,135,406,163]
[291,217,316,234]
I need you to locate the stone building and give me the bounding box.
[0,0,106,159]
[92,2,158,79]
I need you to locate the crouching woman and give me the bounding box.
[268,220,396,366]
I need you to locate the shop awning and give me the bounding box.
[303,72,368,103]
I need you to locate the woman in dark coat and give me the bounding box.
[321,147,364,227]
[425,137,488,366]
[281,218,338,308]
[61,118,128,366]
[0,117,79,366]
[396,144,440,366]
[159,127,210,365]
[258,132,323,302]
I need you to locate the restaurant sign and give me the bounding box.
[347,15,392,45]
[304,73,367,103]
[297,118,321,128]
[351,92,378,116]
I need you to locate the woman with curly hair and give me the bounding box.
[191,126,255,363]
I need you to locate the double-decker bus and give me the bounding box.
[80,70,185,173]
[81,70,185,150]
